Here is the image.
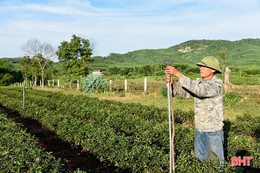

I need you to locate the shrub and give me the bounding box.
[160,86,168,97]
[223,92,242,105]
[184,67,200,75]
[153,71,165,76]
[81,74,107,93]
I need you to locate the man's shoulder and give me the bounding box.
[212,76,223,85]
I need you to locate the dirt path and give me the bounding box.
[0,105,129,173]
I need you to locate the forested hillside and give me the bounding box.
[2,38,260,71]
[91,38,260,68]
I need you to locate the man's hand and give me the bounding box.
[165,66,182,79]
[165,74,172,83]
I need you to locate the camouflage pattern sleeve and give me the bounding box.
[173,81,194,99]
[178,75,223,98]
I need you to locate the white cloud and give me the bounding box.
[0,0,259,58]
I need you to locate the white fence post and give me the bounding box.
[77,80,79,90]
[58,80,60,88]
[48,80,50,87]
[110,80,112,91]
[144,77,147,92]
[125,79,127,91]
[52,80,54,86]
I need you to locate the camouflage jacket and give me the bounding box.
[173,75,224,132]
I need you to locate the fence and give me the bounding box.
[110,78,165,93]
[13,79,260,102]
[14,78,166,93]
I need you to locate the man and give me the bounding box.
[165,56,224,166]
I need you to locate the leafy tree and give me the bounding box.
[19,56,31,86]
[33,53,52,87]
[0,73,14,86]
[107,66,119,75]
[30,58,41,85]
[216,51,231,76]
[118,67,130,76]
[56,35,93,88]
[0,60,15,86]
[143,65,151,75]
[21,38,56,87]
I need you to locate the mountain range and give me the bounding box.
[91,38,260,67]
[1,38,260,71]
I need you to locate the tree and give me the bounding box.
[56,35,93,88]
[216,51,231,76]
[108,66,119,75]
[19,56,31,87]
[0,60,15,86]
[21,38,56,87]
[30,58,41,86]
[33,53,51,87]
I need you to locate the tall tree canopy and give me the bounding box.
[56,35,93,88]
[0,59,22,86]
[21,38,56,87]
[19,56,31,86]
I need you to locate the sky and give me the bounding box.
[0,0,259,59]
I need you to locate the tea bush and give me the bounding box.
[223,92,243,105]
[160,86,167,97]
[0,87,259,172]
[0,111,61,172]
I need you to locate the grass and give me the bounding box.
[34,84,260,121]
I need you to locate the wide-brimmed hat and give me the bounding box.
[196,56,222,73]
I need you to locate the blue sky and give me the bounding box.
[0,0,259,59]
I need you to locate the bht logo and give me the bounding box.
[231,156,252,166]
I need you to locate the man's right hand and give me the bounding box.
[165,66,182,79]
[165,74,172,83]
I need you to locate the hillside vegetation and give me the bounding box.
[1,38,260,71]
[91,38,260,69]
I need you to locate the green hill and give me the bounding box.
[2,38,260,72]
[91,38,260,68]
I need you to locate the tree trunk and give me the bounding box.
[31,75,34,87]
[224,67,232,93]
[41,69,44,88]
[34,75,37,86]
[70,77,73,88]
[25,72,28,87]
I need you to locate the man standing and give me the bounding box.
[165,56,224,166]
